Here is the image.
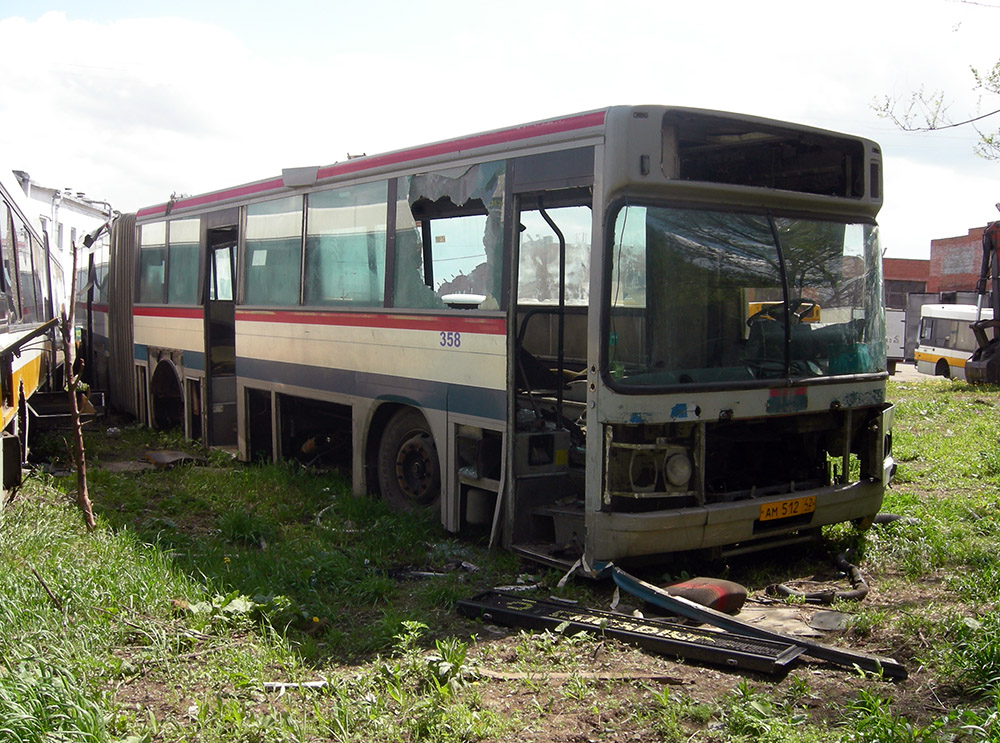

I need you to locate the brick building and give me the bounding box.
[927,226,986,294]
[883,257,929,309]
[883,225,990,305]
[882,226,992,362]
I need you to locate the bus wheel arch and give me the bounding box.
[374,405,441,511]
[149,359,184,430]
[935,358,951,378]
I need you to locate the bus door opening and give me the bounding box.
[205,226,237,446]
[510,199,592,557]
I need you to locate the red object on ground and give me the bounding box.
[662,577,748,614]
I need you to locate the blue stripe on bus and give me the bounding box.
[237,357,506,421]
[182,350,205,372]
[131,345,205,373]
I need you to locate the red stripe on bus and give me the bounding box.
[137,178,285,217]
[137,110,606,218]
[133,306,205,320]
[769,387,807,397]
[316,110,607,181]
[235,309,507,335]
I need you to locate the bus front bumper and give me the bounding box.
[588,478,886,562]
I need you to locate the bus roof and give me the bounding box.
[137,108,608,220]
[0,169,46,245]
[920,304,994,321]
[136,105,879,221]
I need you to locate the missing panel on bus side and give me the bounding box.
[246,387,273,462]
[276,392,353,472]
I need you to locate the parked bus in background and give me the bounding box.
[0,168,63,502]
[96,106,893,570]
[915,304,992,380]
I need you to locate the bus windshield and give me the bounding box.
[607,205,885,387]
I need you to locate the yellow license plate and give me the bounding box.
[759,495,816,522]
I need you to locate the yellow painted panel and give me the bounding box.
[913,350,967,368]
[1,353,47,429]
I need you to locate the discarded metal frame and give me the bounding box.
[611,567,907,680]
[458,590,805,676]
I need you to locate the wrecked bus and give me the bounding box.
[94,106,893,570]
[0,168,64,500]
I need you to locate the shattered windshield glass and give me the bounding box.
[606,205,885,387]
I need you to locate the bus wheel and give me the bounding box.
[377,409,440,511]
[935,359,951,379]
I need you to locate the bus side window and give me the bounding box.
[167,218,200,305]
[517,205,592,305]
[392,161,505,310]
[95,239,110,304]
[304,181,387,307]
[0,202,15,322]
[245,196,303,307]
[138,221,166,304]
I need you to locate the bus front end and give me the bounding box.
[586,108,892,563]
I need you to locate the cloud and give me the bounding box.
[880,155,999,257]
[1,3,998,260]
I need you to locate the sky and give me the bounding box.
[1,0,998,259]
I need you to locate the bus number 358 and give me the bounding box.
[440,331,461,348]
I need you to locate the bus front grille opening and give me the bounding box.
[603,410,881,513]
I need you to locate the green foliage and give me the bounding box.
[217,508,276,547]
[716,679,833,742]
[311,620,500,742]
[842,686,1000,741]
[846,688,940,742]
[0,660,107,742]
[944,612,1000,697]
[6,380,1000,741]
[648,687,715,742]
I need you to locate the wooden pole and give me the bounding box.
[62,239,94,531]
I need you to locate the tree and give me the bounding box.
[62,234,96,531]
[875,8,1000,159]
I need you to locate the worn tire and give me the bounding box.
[376,409,440,511]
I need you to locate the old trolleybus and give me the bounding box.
[0,168,63,501]
[101,106,893,570]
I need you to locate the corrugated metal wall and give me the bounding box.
[107,214,136,415]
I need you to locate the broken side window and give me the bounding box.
[392,160,505,310]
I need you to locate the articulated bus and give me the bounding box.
[915,304,992,380]
[98,106,893,570]
[0,168,63,501]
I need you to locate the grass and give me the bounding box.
[4,377,1000,740]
